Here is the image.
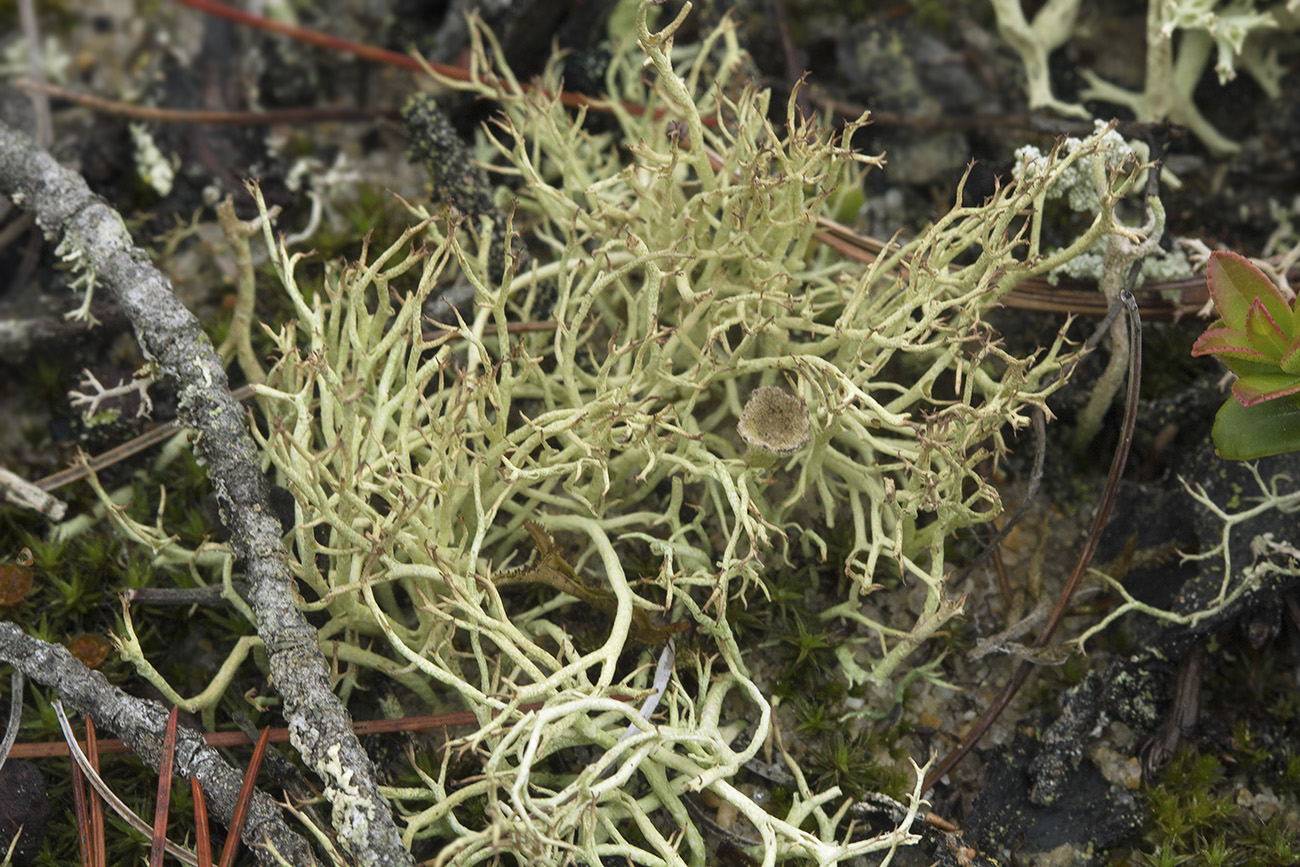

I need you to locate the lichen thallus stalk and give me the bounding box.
[90,3,1149,864]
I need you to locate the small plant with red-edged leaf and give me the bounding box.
[1191,251,1300,460]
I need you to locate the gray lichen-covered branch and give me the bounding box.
[0,120,414,867]
[0,623,314,866]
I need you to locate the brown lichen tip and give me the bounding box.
[737,386,810,454]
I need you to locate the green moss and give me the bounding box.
[2,504,217,863]
[1139,744,1300,867]
[806,725,913,803]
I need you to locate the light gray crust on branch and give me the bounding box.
[0,623,315,866]
[0,121,415,867]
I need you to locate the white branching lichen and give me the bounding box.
[68,367,156,420]
[1072,464,1300,651]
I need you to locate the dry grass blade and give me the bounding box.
[33,383,254,494]
[14,80,385,125]
[51,701,199,866]
[280,798,345,867]
[0,671,21,773]
[219,725,271,867]
[149,706,180,867]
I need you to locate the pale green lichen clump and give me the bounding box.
[92,3,1147,864]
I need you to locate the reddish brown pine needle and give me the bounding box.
[9,702,629,760]
[148,707,180,867]
[85,718,105,867]
[219,725,271,867]
[69,749,94,867]
[169,0,648,117]
[192,778,213,867]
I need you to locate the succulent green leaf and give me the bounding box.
[1191,325,1270,360]
[1281,334,1300,375]
[1211,395,1300,460]
[1244,297,1290,360]
[1206,251,1295,334]
[1217,353,1282,381]
[1230,370,1300,406]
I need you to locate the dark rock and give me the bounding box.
[967,729,1141,864]
[0,761,50,866]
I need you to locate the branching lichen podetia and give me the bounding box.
[91,2,1154,864]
